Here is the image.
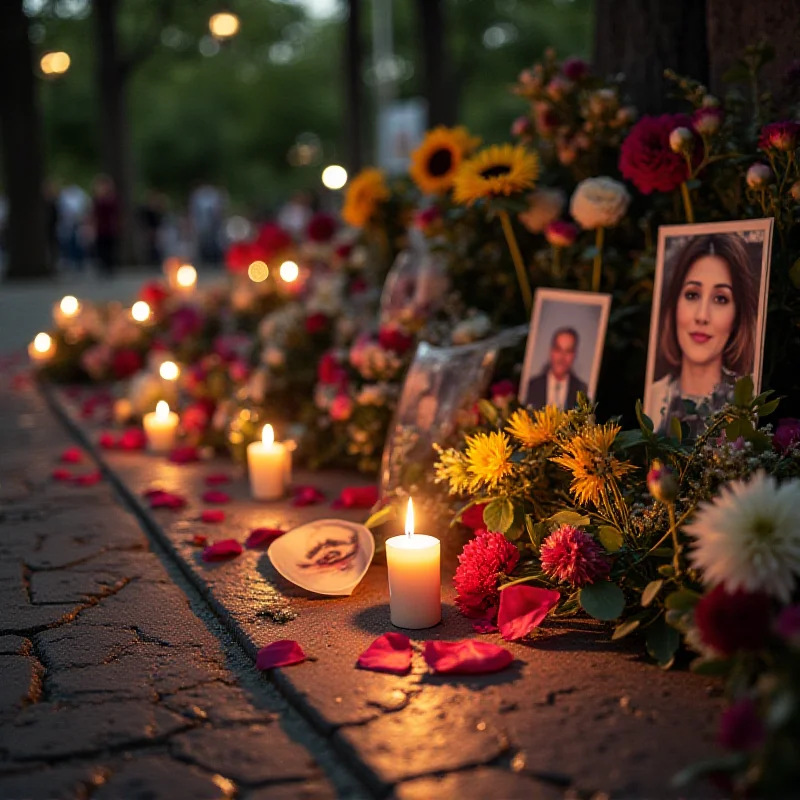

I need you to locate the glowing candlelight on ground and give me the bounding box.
[143,400,179,453]
[29,332,54,362]
[279,260,299,283]
[60,296,80,317]
[159,361,180,381]
[247,423,291,501]
[175,264,197,290]
[131,301,151,322]
[385,498,441,629]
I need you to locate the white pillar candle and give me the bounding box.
[143,401,179,453]
[386,498,441,629]
[247,424,291,501]
[28,332,55,363]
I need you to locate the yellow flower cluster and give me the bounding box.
[342,168,390,228]
[409,126,481,195]
[506,406,565,449]
[464,431,514,492]
[452,144,539,206]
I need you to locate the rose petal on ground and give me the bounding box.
[169,446,200,464]
[205,473,231,486]
[73,470,102,486]
[192,534,208,547]
[201,510,226,523]
[423,639,513,674]
[98,432,117,449]
[331,485,379,509]
[119,428,146,451]
[245,528,286,549]
[292,485,325,507]
[472,619,499,634]
[147,490,187,510]
[497,585,561,641]
[60,447,83,464]
[357,633,412,675]
[256,640,306,670]
[201,539,243,562]
[202,490,230,505]
[52,468,73,481]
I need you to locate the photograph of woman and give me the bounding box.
[644,220,773,438]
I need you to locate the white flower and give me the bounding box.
[746,163,773,190]
[669,126,693,154]
[685,472,800,602]
[569,177,630,230]
[451,313,491,345]
[518,188,565,234]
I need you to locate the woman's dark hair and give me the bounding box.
[659,233,759,377]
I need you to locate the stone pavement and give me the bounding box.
[37,382,727,800]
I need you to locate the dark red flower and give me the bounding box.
[619,114,694,194]
[307,212,337,243]
[413,205,442,231]
[718,698,765,752]
[460,503,488,530]
[694,585,771,657]
[139,280,170,310]
[454,530,520,619]
[317,351,347,386]
[378,326,414,354]
[111,348,143,380]
[562,56,589,81]
[758,121,800,152]
[332,485,379,509]
[774,418,800,452]
[334,242,353,260]
[169,306,204,343]
[182,402,213,436]
[245,528,285,549]
[490,379,516,401]
[201,510,225,523]
[775,605,800,646]
[255,223,292,259]
[225,241,256,274]
[540,525,611,587]
[60,447,83,464]
[292,485,325,507]
[305,312,330,336]
[202,490,230,505]
[169,446,200,465]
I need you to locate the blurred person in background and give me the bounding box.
[278,190,315,239]
[139,189,166,267]
[189,182,225,265]
[91,174,119,278]
[58,182,90,272]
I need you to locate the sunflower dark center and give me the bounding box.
[480,164,511,179]
[427,148,453,176]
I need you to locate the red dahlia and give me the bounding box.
[694,584,771,657]
[454,530,520,619]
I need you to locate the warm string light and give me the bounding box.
[248,260,269,282]
[321,165,348,190]
[131,301,151,322]
[405,497,415,538]
[159,361,180,381]
[40,51,70,76]
[262,423,275,447]
[155,400,170,422]
[176,264,197,288]
[59,295,80,317]
[279,260,299,283]
[209,11,240,39]
[33,332,52,353]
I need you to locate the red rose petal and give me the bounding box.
[423,639,513,674]
[146,490,187,510]
[60,447,83,464]
[99,432,117,450]
[245,528,286,549]
[52,468,73,481]
[472,619,499,634]
[202,490,230,505]
[205,473,231,486]
[331,485,379,509]
[201,539,242,562]
[357,633,412,675]
[292,485,325,507]
[201,510,226,523]
[461,503,488,530]
[169,446,200,464]
[192,534,209,547]
[497,585,561,641]
[256,640,306,670]
[73,470,102,486]
[119,428,146,451]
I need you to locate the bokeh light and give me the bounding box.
[40,51,71,76]
[176,264,197,288]
[159,361,180,381]
[209,12,240,40]
[33,332,52,353]
[59,295,79,316]
[279,260,299,282]
[248,260,269,282]
[131,301,151,322]
[321,165,348,190]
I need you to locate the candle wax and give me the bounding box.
[386,533,441,629]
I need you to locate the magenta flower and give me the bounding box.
[773,418,800,452]
[718,698,765,752]
[539,525,611,587]
[758,121,800,152]
[775,605,800,647]
[454,530,520,619]
[544,219,579,248]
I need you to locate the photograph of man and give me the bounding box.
[524,327,587,409]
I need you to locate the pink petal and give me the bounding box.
[146,490,187,510]
[461,503,488,530]
[331,485,379,509]
[52,468,73,481]
[169,446,200,464]
[472,619,499,634]
[201,539,243,562]
[497,585,561,641]
[205,473,231,486]
[202,490,230,505]
[192,534,208,547]
[119,428,146,451]
[245,528,285,549]
[201,510,226,523]
[73,470,102,486]
[357,633,412,674]
[60,447,83,464]
[98,432,117,450]
[256,640,306,669]
[292,485,325,507]
[423,640,513,674]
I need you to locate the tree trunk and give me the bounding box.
[94,0,136,265]
[707,0,800,112]
[0,1,49,280]
[416,0,454,126]
[593,0,708,114]
[344,0,364,173]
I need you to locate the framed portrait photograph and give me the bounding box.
[643,218,774,438]
[519,288,612,409]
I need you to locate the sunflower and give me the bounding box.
[506,406,565,449]
[452,144,539,206]
[464,431,515,492]
[342,168,390,228]
[409,126,481,195]
[551,423,635,507]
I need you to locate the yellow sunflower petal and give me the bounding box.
[452,144,539,206]
[342,168,390,228]
[409,126,479,195]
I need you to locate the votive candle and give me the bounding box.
[143,400,179,453]
[247,424,291,501]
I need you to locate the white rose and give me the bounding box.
[569,177,630,230]
[518,188,565,234]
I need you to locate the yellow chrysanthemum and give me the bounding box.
[551,423,635,507]
[434,447,471,494]
[342,168,390,228]
[506,406,565,449]
[452,144,539,206]
[409,126,481,195]
[464,431,514,491]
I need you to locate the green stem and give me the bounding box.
[591,226,604,293]
[680,182,695,223]
[498,208,533,316]
[668,503,681,577]
[552,245,561,279]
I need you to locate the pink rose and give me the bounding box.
[329,393,354,422]
[317,351,347,387]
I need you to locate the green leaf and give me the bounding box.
[548,510,590,527]
[526,516,548,550]
[365,505,397,529]
[611,618,641,640]
[635,399,654,433]
[613,429,645,450]
[478,399,498,426]
[650,547,673,558]
[579,581,625,621]
[483,497,515,533]
[758,398,780,417]
[669,416,682,443]
[753,390,774,407]
[664,589,702,611]
[646,619,680,668]
[733,375,754,407]
[690,657,734,677]
[641,579,664,607]
[597,525,623,553]
[725,418,743,440]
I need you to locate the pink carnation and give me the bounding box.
[758,121,800,152]
[454,530,520,619]
[329,393,354,422]
[539,525,611,587]
[773,418,800,452]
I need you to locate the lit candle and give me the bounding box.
[131,301,151,323]
[175,264,197,292]
[247,424,291,501]
[54,295,80,326]
[385,498,441,629]
[143,400,179,453]
[28,332,55,363]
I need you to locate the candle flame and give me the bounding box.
[60,295,79,316]
[159,360,180,381]
[279,260,299,283]
[262,423,274,447]
[176,264,197,288]
[405,497,415,537]
[155,400,170,421]
[33,332,52,353]
[131,301,151,322]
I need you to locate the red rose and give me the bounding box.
[317,351,347,386]
[334,243,353,260]
[378,326,414,354]
[169,306,204,343]
[306,212,337,243]
[773,418,800,453]
[694,585,771,657]
[225,242,254,274]
[182,400,214,435]
[256,223,292,260]
[490,379,516,401]
[461,503,488,530]
[561,56,589,81]
[111,348,143,380]
[619,114,694,194]
[305,312,330,335]
[138,281,170,310]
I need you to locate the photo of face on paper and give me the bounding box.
[643,219,773,439]
[519,289,612,410]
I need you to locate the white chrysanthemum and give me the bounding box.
[569,176,630,230]
[685,472,800,602]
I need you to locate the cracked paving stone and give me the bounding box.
[170,725,320,786]
[163,682,279,726]
[0,764,107,800]
[29,570,128,604]
[35,626,140,670]
[395,767,564,800]
[0,654,43,715]
[0,700,190,761]
[0,635,31,655]
[244,780,337,800]
[1,603,83,636]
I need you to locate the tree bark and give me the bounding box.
[0,1,49,280]
[416,0,454,126]
[593,0,708,114]
[94,0,136,264]
[344,0,364,173]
